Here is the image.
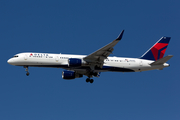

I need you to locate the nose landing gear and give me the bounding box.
[24,66,29,76]
[26,72,30,76]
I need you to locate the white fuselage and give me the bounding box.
[6,31,172,83]
[7,52,170,72]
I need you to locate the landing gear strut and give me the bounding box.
[24,66,29,76]
[86,78,94,83]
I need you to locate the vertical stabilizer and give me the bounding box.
[140,37,171,61]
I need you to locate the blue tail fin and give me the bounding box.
[140,37,171,61]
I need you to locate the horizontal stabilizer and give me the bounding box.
[150,55,173,65]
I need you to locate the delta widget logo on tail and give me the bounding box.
[141,37,171,61]
[151,42,168,60]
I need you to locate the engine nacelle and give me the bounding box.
[68,58,87,67]
[62,71,83,80]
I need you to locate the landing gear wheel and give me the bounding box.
[90,79,94,83]
[86,78,94,83]
[26,72,30,76]
[86,78,90,83]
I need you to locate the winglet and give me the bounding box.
[116,30,124,40]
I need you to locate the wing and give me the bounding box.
[83,30,124,68]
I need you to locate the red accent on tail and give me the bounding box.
[160,48,166,59]
[151,43,168,60]
[151,47,158,60]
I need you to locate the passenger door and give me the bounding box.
[24,54,28,60]
[55,56,59,62]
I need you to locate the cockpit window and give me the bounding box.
[13,55,19,58]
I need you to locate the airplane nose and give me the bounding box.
[7,58,13,65]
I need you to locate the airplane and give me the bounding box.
[7,30,173,83]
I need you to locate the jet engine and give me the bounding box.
[62,70,83,80]
[68,58,88,67]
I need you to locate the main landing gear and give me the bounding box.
[85,70,98,83]
[24,66,30,76]
[86,78,94,83]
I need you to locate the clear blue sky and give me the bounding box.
[1,0,179,120]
